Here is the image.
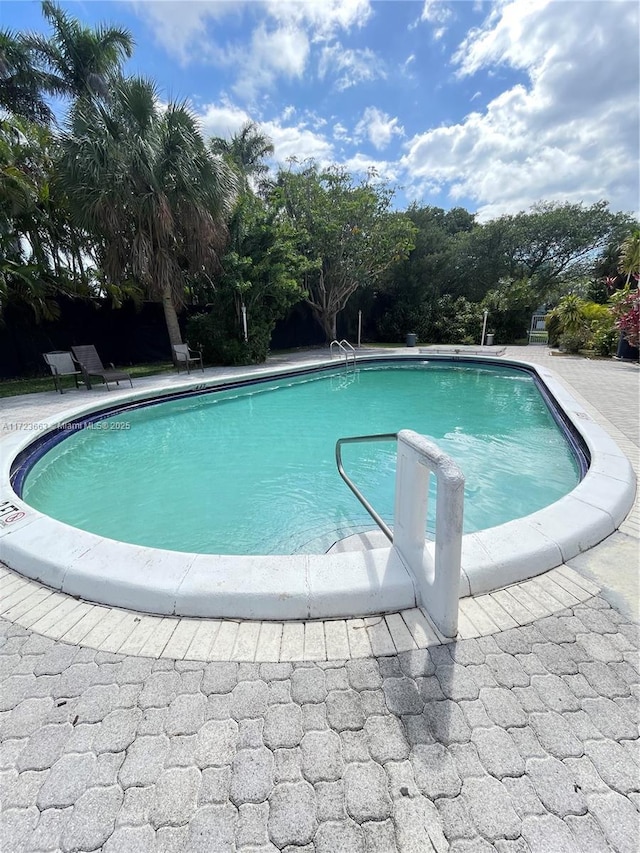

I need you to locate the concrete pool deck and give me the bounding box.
[0,347,638,852]
[0,347,636,632]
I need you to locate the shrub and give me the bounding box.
[187,309,272,366]
[611,287,640,348]
[591,325,619,356]
[558,332,585,353]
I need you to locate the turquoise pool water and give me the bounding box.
[22,362,582,555]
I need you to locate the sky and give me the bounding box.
[5,0,640,221]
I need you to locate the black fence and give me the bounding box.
[0,297,329,379]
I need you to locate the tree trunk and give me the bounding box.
[327,312,337,341]
[315,309,337,342]
[161,284,183,351]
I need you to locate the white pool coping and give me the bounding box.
[0,353,635,620]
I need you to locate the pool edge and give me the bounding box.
[0,353,636,620]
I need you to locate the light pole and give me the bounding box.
[481,309,488,347]
[241,303,248,342]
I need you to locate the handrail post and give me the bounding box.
[393,430,464,638]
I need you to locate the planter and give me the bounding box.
[616,334,639,361]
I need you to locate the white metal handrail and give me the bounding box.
[335,429,465,638]
[335,433,396,541]
[330,339,356,368]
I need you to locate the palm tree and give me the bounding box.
[0,29,65,124]
[0,115,92,320]
[26,0,132,102]
[619,229,640,287]
[210,121,274,195]
[59,76,237,346]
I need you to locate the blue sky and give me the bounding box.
[5,0,639,220]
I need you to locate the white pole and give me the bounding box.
[241,304,248,342]
[481,309,488,347]
[357,310,362,348]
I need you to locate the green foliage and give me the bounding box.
[368,205,476,340]
[187,310,272,365]
[558,332,586,354]
[610,286,640,349]
[480,278,536,343]
[187,191,307,365]
[0,115,93,320]
[544,310,562,347]
[376,294,480,345]
[546,296,619,354]
[277,162,415,340]
[618,229,640,286]
[27,1,133,101]
[59,76,238,345]
[590,324,619,356]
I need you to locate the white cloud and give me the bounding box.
[412,0,453,38]
[133,0,373,95]
[421,0,453,24]
[230,23,310,99]
[355,107,404,151]
[402,0,639,219]
[196,98,333,167]
[198,99,252,139]
[261,119,334,166]
[342,152,400,184]
[131,0,239,65]
[318,43,385,91]
[333,122,350,142]
[266,0,372,36]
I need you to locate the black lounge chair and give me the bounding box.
[71,345,133,391]
[43,351,85,394]
[173,343,204,374]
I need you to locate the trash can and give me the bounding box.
[486,333,494,346]
[406,333,417,347]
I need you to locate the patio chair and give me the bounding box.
[71,345,133,391]
[43,351,85,394]
[173,343,204,374]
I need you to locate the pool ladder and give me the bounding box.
[334,430,465,639]
[330,339,356,369]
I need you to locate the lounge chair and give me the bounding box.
[173,343,204,374]
[71,345,133,391]
[43,351,85,394]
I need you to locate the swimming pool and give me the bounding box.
[19,362,584,555]
[0,353,635,622]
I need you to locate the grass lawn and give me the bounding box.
[0,362,175,399]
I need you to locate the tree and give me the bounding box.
[26,1,133,102]
[209,121,274,195]
[59,76,237,347]
[0,29,64,124]
[188,192,309,364]
[366,205,476,342]
[277,163,415,340]
[188,124,305,362]
[453,201,636,305]
[618,229,640,286]
[0,114,93,320]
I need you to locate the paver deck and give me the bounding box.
[0,346,638,851]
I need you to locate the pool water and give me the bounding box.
[22,362,582,555]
